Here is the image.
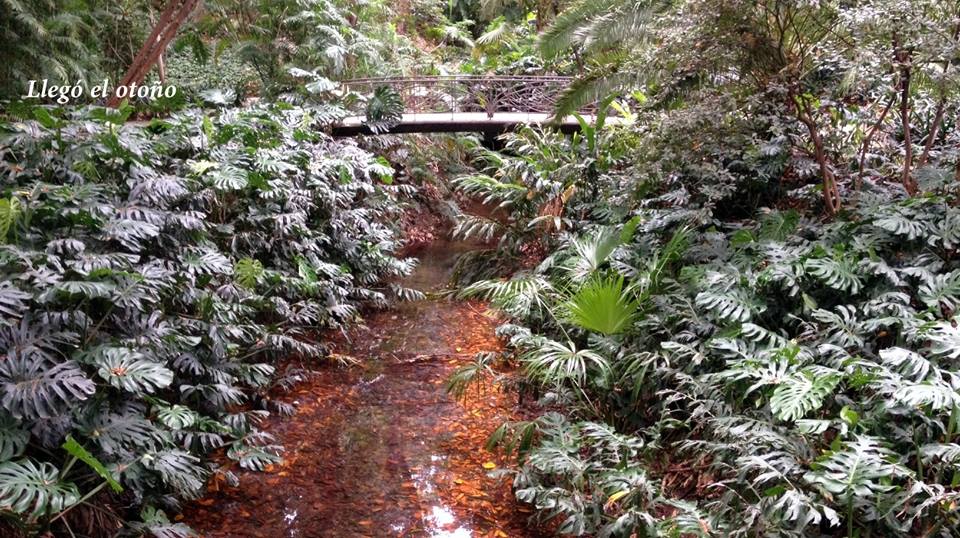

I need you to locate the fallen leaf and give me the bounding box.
[605,489,630,509]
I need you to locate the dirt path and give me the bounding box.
[183,239,541,537]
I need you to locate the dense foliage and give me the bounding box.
[537,0,960,214]
[4,0,960,536]
[450,98,960,534]
[472,197,960,534]
[0,103,416,535]
[0,0,145,98]
[439,4,960,533]
[0,0,448,103]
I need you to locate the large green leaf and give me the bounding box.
[91,347,174,394]
[804,257,863,294]
[208,165,248,191]
[228,440,282,471]
[38,280,116,302]
[523,338,610,384]
[0,459,80,516]
[0,412,29,462]
[0,281,30,319]
[0,359,96,420]
[804,436,911,502]
[566,229,622,283]
[770,368,841,422]
[62,435,122,493]
[918,270,960,311]
[364,85,403,134]
[234,258,264,290]
[695,289,758,323]
[142,450,208,498]
[155,404,198,430]
[0,197,21,242]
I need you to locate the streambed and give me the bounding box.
[184,236,540,537]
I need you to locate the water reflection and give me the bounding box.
[410,456,475,536]
[425,505,472,537]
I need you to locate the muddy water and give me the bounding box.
[184,237,540,537]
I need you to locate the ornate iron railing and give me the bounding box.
[339,75,586,116]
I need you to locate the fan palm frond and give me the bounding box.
[564,275,640,335]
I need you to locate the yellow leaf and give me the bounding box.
[605,490,629,506]
[482,461,496,470]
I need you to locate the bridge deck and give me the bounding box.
[331,112,620,136]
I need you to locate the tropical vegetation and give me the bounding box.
[0,101,416,534]
[3,0,960,536]
[445,0,960,533]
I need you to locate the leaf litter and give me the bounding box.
[183,239,545,537]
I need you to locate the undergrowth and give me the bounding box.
[0,102,417,536]
[451,112,960,535]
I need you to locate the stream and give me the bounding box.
[183,235,539,537]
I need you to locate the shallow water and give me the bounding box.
[183,237,540,537]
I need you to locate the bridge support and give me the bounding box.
[482,129,500,149]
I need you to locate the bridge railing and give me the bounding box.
[339,75,591,117]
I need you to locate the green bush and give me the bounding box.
[450,94,960,533]
[467,187,960,534]
[0,102,416,534]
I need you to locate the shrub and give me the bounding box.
[0,102,415,534]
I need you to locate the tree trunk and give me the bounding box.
[895,33,918,195]
[856,92,896,190]
[794,91,840,215]
[107,0,199,107]
[149,10,167,85]
[808,125,841,215]
[918,101,945,169]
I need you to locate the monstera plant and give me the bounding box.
[0,102,416,535]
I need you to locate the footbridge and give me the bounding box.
[332,76,604,137]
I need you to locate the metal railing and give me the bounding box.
[339,75,586,117]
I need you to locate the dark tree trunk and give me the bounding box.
[894,33,918,195]
[857,93,896,190]
[793,90,840,215]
